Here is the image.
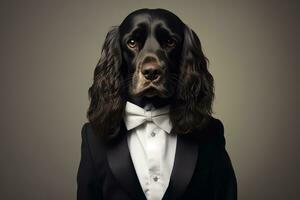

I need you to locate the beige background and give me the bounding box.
[0,0,299,199]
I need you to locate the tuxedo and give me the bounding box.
[77,116,237,200]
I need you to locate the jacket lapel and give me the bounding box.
[162,132,199,200]
[106,120,199,200]
[106,121,147,200]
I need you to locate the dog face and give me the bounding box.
[119,9,185,98]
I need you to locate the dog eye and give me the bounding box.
[166,37,177,47]
[127,38,137,48]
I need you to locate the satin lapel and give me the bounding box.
[163,133,199,200]
[106,122,147,200]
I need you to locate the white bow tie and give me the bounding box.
[123,101,172,134]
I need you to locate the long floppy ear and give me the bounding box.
[87,26,125,140]
[170,24,215,134]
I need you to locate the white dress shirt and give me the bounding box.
[123,101,177,200]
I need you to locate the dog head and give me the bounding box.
[88,8,214,139]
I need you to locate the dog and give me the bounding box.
[87,8,214,141]
[78,8,237,200]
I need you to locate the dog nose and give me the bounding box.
[141,55,162,81]
[141,63,161,81]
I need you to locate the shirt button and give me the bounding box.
[153,176,159,182]
[144,104,152,111]
[151,132,156,137]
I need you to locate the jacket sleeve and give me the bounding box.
[77,123,102,200]
[210,119,237,200]
[212,145,238,200]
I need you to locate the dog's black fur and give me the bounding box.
[87,8,215,142]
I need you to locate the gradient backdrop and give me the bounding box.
[0,0,299,199]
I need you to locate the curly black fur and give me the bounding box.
[87,15,214,142]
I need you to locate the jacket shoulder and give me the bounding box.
[190,116,226,146]
[206,116,226,146]
[81,122,104,142]
[81,122,107,162]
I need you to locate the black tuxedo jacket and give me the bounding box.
[77,116,237,200]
